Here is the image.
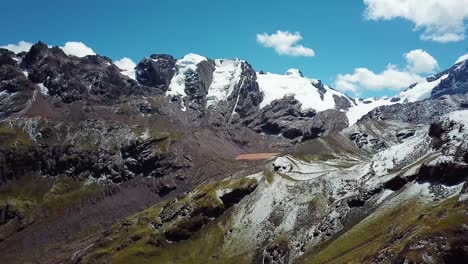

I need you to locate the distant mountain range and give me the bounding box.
[0,42,467,263]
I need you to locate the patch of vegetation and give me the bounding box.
[82,177,259,264]
[307,194,328,214]
[0,176,105,220]
[299,196,468,264]
[0,123,33,148]
[0,176,53,203]
[277,172,299,182]
[43,177,104,214]
[264,169,275,184]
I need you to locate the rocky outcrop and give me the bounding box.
[302,109,349,140]
[431,60,468,98]
[0,62,35,119]
[229,62,263,119]
[361,94,468,124]
[0,200,34,242]
[429,112,468,163]
[135,54,176,92]
[246,96,314,139]
[20,42,149,104]
[0,119,188,184]
[349,132,388,152]
[244,96,348,141]
[184,60,215,113]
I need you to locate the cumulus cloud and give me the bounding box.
[60,41,96,57]
[404,49,438,74]
[114,57,136,80]
[256,31,315,57]
[455,54,468,64]
[364,0,468,42]
[335,49,437,95]
[0,41,33,53]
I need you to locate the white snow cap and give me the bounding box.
[256,70,342,112]
[456,54,468,64]
[396,74,449,103]
[285,68,303,77]
[207,58,244,107]
[60,42,96,57]
[346,97,394,126]
[114,57,137,80]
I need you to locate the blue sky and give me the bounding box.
[1,0,467,98]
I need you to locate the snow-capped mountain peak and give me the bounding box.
[167,53,207,110]
[285,68,304,77]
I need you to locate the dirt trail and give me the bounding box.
[235,153,279,160]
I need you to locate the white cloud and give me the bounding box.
[455,53,468,64]
[404,49,438,74]
[335,49,438,95]
[60,41,96,57]
[364,0,468,43]
[0,41,33,53]
[336,65,425,94]
[256,30,315,57]
[114,57,136,80]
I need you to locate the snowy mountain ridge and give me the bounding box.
[135,52,465,126]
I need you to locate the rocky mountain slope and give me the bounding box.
[0,42,467,263]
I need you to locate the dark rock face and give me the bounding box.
[229,62,263,119]
[247,96,313,138]
[361,94,468,124]
[333,94,352,110]
[184,60,215,113]
[313,80,327,100]
[202,61,264,127]
[303,109,349,140]
[0,201,34,242]
[428,114,468,163]
[431,60,468,98]
[396,129,415,142]
[135,54,176,93]
[349,132,388,151]
[0,120,188,184]
[0,52,35,119]
[20,42,146,104]
[417,163,468,186]
[0,49,17,66]
[261,240,290,264]
[245,96,348,141]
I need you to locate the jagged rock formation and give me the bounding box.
[432,60,468,98]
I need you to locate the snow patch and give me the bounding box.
[37,83,49,95]
[114,57,136,80]
[207,59,243,107]
[445,110,468,126]
[346,98,395,126]
[257,71,340,112]
[167,53,207,111]
[285,68,303,77]
[396,74,449,103]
